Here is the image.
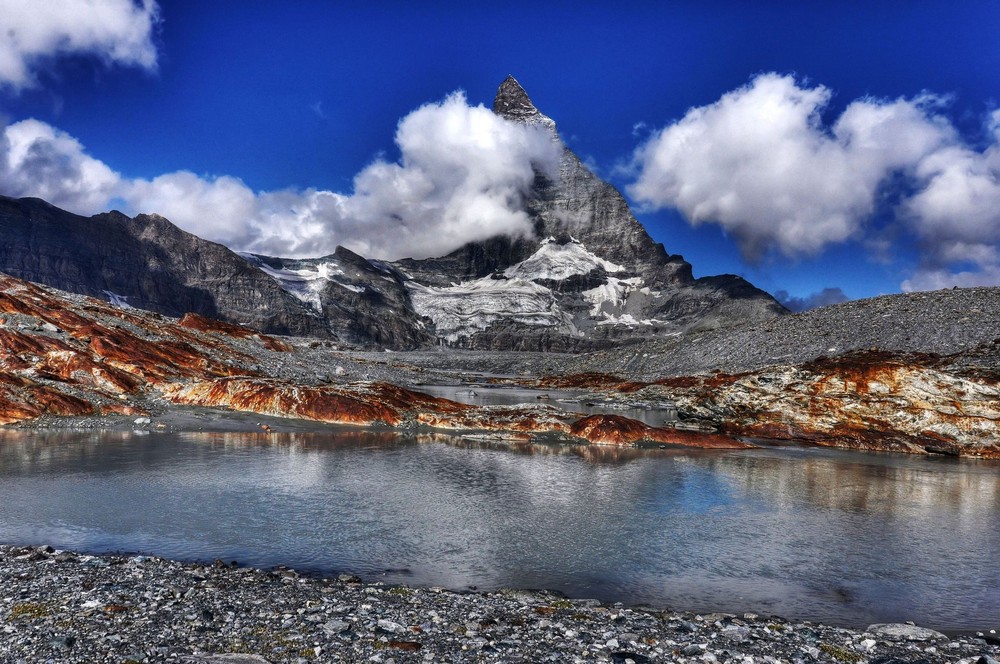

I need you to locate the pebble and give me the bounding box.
[868,622,950,641]
[0,544,996,663]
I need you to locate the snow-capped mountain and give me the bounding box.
[0,77,784,350]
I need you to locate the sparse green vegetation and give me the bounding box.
[820,642,862,663]
[8,602,51,620]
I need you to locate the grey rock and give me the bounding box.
[867,623,949,641]
[611,652,652,664]
[46,635,75,649]
[182,657,272,664]
[323,619,350,635]
[376,618,407,633]
[720,625,752,642]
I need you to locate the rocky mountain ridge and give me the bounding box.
[0,77,784,350]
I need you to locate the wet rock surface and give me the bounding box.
[2,545,996,663]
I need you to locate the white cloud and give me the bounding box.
[773,287,849,312]
[905,113,1000,227]
[628,74,955,260]
[0,118,120,212]
[901,264,1000,292]
[629,73,1000,289]
[0,91,560,260]
[897,111,1000,291]
[0,0,159,90]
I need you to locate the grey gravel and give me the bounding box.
[1,545,997,663]
[358,287,1000,383]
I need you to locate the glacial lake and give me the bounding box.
[1,427,999,631]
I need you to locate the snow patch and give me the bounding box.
[240,253,362,312]
[504,238,624,282]
[581,277,665,327]
[408,276,576,343]
[103,291,134,309]
[582,277,642,316]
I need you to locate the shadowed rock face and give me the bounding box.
[0,196,331,339]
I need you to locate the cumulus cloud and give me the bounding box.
[773,287,849,312]
[0,91,560,259]
[629,73,1000,290]
[898,110,1000,290]
[0,0,159,90]
[0,118,120,212]
[628,74,954,260]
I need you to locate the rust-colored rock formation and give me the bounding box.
[178,313,292,352]
[4,270,998,457]
[536,372,646,393]
[569,413,752,448]
[542,350,1000,458]
[0,272,726,451]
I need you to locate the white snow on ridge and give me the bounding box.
[408,276,576,343]
[582,276,666,327]
[239,253,363,312]
[103,290,134,309]
[504,237,624,282]
[582,276,642,317]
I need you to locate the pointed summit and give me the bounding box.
[493,75,556,130]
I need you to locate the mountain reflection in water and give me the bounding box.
[0,428,998,630]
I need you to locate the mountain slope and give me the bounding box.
[389,76,786,349]
[0,195,331,338]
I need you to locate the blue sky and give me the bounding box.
[2,1,1000,308]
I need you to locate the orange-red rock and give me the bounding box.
[178,312,291,352]
[568,413,752,448]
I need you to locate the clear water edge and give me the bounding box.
[1,427,998,631]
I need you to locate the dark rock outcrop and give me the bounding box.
[0,196,329,338]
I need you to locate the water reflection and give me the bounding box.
[1,428,998,630]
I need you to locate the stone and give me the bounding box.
[721,625,752,642]
[377,618,407,634]
[182,657,272,664]
[46,635,75,650]
[611,652,652,664]
[867,623,948,642]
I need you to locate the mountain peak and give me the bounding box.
[493,75,555,130]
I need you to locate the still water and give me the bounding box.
[1,428,998,630]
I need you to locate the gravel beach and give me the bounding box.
[1,545,997,664]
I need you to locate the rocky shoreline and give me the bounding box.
[1,544,997,664]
